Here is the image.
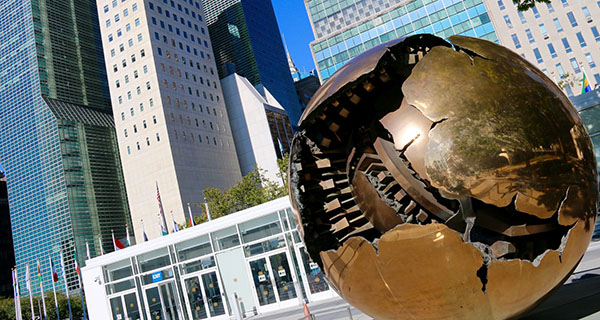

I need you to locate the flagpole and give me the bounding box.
[49,257,60,320]
[13,267,23,320]
[99,235,105,255]
[112,230,117,251]
[126,225,131,247]
[156,182,169,234]
[85,241,91,260]
[141,219,148,242]
[26,264,34,320]
[60,251,73,320]
[73,246,88,320]
[37,261,47,320]
[187,203,195,227]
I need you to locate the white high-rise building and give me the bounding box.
[97,0,242,242]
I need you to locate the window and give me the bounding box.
[134,70,139,78]
[115,80,120,88]
[548,43,557,58]
[153,116,157,124]
[532,6,540,18]
[592,26,600,42]
[562,38,572,53]
[119,44,124,52]
[137,33,143,42]
[585,53,596,68]
[556,63,566,77]
[595,74,600,87]
[553,18,563,32]
[156,133,160,142]
[118,96,123,104]
[113,64,118,72]
[533,49,543,63]
[131,54,136,63]
[504,15,513,28]
[123,8,129,16]
[518,11,526,24]
[511,34,521,49]
[146,81,151,90]
[110,49,115,57]
[104,5,109,12]
[567,12,577,27]
[141,49,145,57]
[135,18,140,26]
[121,112,125,120]
[561,0,568,7]
[137,142,140,150]
[582,7,592,21]
[570,58,581,73]
[547,3,555,13]
[139,103,144,112]
[146,137,150,146]
[149,98,154,106]
[122,59,127,68]
[128,39,134,47]
[130,108,134,116]
[106,19,111,27]
[133,3,138,11]
[126,23,131,32]
[576,32,587,47]
[525,29,535,43]
[497,0,505,9]
[133,124,138,133]
[108,34,113,42]
[124,129,128,137]
[136,86,141,95]
[115,14,120,22]
[127,91,132,99]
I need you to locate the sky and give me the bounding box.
[272,0,317,73]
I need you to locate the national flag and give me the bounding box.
[74,250,80,276]
[204,202,212,221]
[159,215,168,236]
[25,264,31,293]
[86,241,91,260]
[50,258,58,282]
[99,235,106,255]
[141,219,149,241]
[112,230,126,250]
[156,182,168,235]
[12,267,22,320]
[36,260,42,285]
[172,213,180,233]
[582,68,592,94]
[187,203,195,227]
[126,226,131,246]
[12,267,20,296]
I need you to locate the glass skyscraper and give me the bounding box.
[0,0,131,294]
[306,0,497,81]
[201,0,304,127]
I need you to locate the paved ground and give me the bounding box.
[248,240,600,320]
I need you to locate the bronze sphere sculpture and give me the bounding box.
[288,34,597,319]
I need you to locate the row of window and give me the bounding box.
[116,78,151,104]
[153,30,210,61]
[168,113,224,133]
[150,14,210,50]
[126,133,161,154]
[148,1,205,39]
[123,116,157,137]
[148,0,203,21]
[105,2,139,27]
[504,7,593,31]
[125,132,227,155]
[159,63,215,89]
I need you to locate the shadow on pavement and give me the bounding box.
[520,274,600,319]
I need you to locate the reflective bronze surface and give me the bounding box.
[288,34,597,320]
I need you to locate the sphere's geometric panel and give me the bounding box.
[288,34,597,320]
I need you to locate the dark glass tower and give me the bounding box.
[201,0,304,127]
[0,0,131,294]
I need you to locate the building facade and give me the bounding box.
[221,73,293,182]
[82,197,337,320]
[306,0,498,81]
[484,0,600,96]
[201,0,304,127]
[0,0,131,293]
[97,0,243,242]
[0,174,15,298]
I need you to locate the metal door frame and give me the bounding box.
[141,280,182,320]
[108,288,141,320]
[180,268,229,320]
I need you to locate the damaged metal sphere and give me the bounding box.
[288,34,598,320]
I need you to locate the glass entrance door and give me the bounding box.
[248,251,298,312]
[182,271,227,320]
[109,290,141,320]
[144,281,181,320]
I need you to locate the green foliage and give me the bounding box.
[513,0,550,11]
[200,154,290,220]
[0,292,84,320]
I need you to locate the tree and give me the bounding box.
[0,292,83,320]
[556,72,581,91]
[513,0,550,11]
[201,154,290,220]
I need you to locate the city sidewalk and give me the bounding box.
[249,240,600,320]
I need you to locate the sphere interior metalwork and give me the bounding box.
[288,34,598,320]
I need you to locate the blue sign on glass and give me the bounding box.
[151,271,163,283]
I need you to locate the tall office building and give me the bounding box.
[483,0,600,96]
[221,73,293,183]
[0,0,131,293]
[201,0,304,127]
[306,0,497,81]
[0,174,15,298]
[97,0,242,242]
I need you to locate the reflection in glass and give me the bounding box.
[145,287,163,320]
[181,256,216,275]
[185,277,207,320]
[239,213,282,243]
[300,248,330,294]
[176,235,212,261]
[202,272,225,316]
[269,253,297,301]
[138,248,170,272]
[244,235,286,257]
[110,297,125,320]
[124,292,141,320]
[249,258,276,306]
[160,282,180,320]
[211,226,240,251]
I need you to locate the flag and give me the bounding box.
[36,260,42,285]
[142,220,149,242]
[187,203,195,227]
[12,267,20,296]
[12,268,22,320]
[159,215,168,236]
[204,202,212,221]
[172,213,180,233]
[112,230,126,251]
[86,241,91,260]
[50,258,58,282]
[126,226,131,246]
[59,251,74,320]
[99,235,106,255]
[25,264,31,293]
[74,250,80,276]
[582,68,592,94]
[156,182,168,235]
